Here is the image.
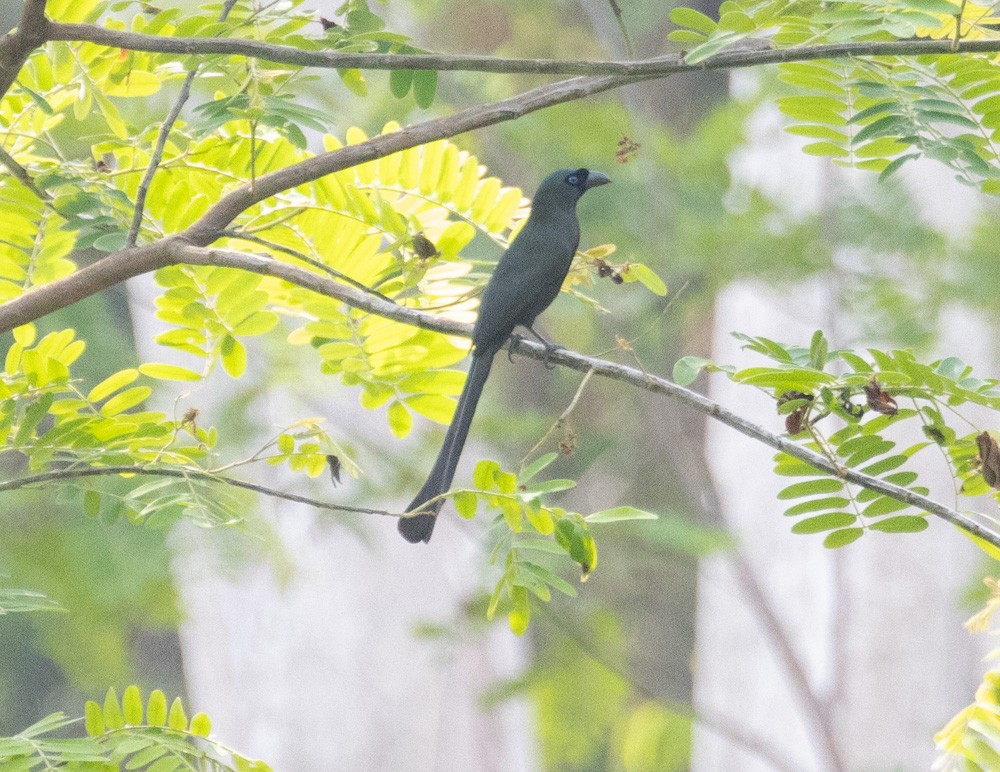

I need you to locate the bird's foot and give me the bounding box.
[506,334,524,363]
[541,341,564,370]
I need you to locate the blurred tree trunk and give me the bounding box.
[691,150,990,769]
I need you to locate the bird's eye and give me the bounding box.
[567,175,579,184]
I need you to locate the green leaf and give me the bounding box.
[138,363,203,381]
[859,455,907,476]
[791,512,857,534]
[92,231,128,252]
[337,68,367,97]
[220,335,247,378]
[88,368,139,402]
[522,561,578,597]
[868,515,928,533]
[585,506,658,523]
[84,701,104,736]
[122,685,143,725]
[389,68,413,99]
[627,263,668,295]
[783,496,851,516]
[777,478,844,499]
[673,356,712,386]
[405,394,455,424]
[823,527,865,548]
[146,690,167,726]
[508,586,530,636]
[861,495,911,517]
[683,30,747,64]
[412,70,437,109]
[809,330,828,371]
[387,400,412,438]
[100,386,152,417]
[167,697,187,731]
[669,6,718,33]
[189,712,212,737]
[522,479,576,497]
[103,688,124,730]
[802,142,849,158]
[454,491,477,519]
[83,489,101,517]
[473,459,500,490]
[520,452,558,483]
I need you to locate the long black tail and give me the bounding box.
[398,349,496,543]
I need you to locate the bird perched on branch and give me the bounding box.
[399,168,611,543]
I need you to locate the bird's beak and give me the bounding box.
[584,171,611,189]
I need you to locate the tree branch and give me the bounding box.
[0,145,48,201]
[45,21,1000,77]
[6,241,993,548]
[0,464,393,517]
[0,0,49,100]
[178,73,627,244]
[127,70,197,247]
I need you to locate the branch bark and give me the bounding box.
[45,21,1000,77]
[0,0,49,100]
[0,464,391,516]
[7,242,995,548]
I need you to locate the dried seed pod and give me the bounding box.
[327,454,342,486]
[977,431,1000,489]
[863,377,898,415]
[411,232,439,260]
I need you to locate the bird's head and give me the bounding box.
[533,168,611,210]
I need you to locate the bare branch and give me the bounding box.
[127,70,197,246]
[0,0,49,100]
[0,241,175,331]
[179,74,627,244]
[4,241,992,547]
[45,21,1000,77]
[0,464,393,517]
[128,0,241,246]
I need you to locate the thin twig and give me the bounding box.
[127,0,241,246]
[605,0,635,59]
[520,368,595,466]
[126,69,197,246]
[0,465,393,517]
[220,229,392,301]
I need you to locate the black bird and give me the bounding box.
[399,168,611,543]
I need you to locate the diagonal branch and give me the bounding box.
[0,0,49,100]
[6,242,993,548]
[179,73,627,244]
[0,145,48,201]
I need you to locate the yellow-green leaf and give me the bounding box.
[88,368,139,402]
[167,697,188,731]
[220,335,247,378]
[122,685,143,724]
[190,712,212,737]
[100,386,152,417]
[387,400,412,438]
[84,700,104,736]
[103,688,124,730]
[147,690,167,726]
[138,363,202,381]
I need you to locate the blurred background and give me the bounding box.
[1,0,997,769]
